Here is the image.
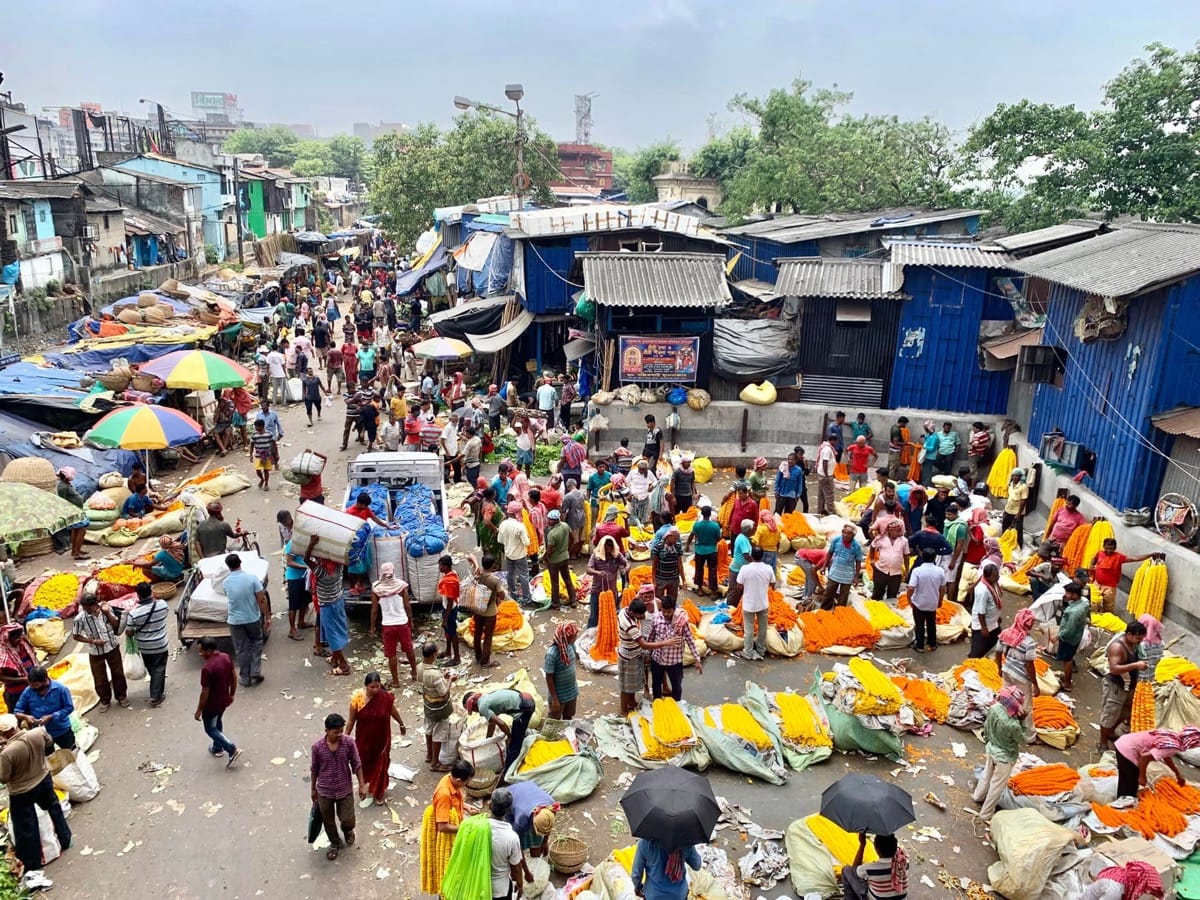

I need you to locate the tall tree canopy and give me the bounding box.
[370,110,558,248]
[961,42,1200,229]
[715,80,958,221]
[221,126,301,167]
[613,141,680,203]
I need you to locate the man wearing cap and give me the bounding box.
[506,780,559,879]
[72,595,129,712]
[970,686,1027,821]
[0,714,71,889]
[544,509,574,608]
[497,503,532,604]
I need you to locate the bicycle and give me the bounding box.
[231,529,262,556]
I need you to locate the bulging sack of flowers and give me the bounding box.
[686,388,711,410]
[689,704,786,784]
[739,381,777,405]
[20,572,83,619]
[691,457,714,483]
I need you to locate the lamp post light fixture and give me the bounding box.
[452,85,528,207]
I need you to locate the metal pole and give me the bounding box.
[233,157,244,265]
[515,100,525,209]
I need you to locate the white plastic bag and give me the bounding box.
[124,635,147,681]
[55,750,100,803]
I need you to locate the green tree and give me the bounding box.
[327,134,370,185]
[615,141,680,203]
[221,126,301,167]
[691,127,755,191]
[961,42,1200,229]
[719,80,960,221]
[369,110,559,248]
[290,140,334,177]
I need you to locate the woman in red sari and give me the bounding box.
[346,671,407,804]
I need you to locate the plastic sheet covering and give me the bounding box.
[395,243,447,295]
[687,705,786,785]
[41,341,194,371]
[712,318,796,379]
[428,298,508,342]
[0,362,92,398]
[986,809,1086,900]
[785,817,841,899]
[0,410,136,498]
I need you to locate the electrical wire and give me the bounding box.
[523,238,585,289]
[922,263,1200,492]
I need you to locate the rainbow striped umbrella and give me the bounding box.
[138,349,252,390]
[84,404,203,450]
[411,337,472,360]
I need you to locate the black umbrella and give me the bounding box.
[619,766,720,852]
[819,775,915,835]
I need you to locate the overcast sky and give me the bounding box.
[8,0,1200,150]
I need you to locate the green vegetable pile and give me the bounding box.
[483,439,562,477]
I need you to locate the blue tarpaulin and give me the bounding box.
[0,362,90,398]
[99,293,193,318]
[41,342,193,371]
[0,409,137,499]
[395,244,448,295]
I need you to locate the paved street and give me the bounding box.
[42,396,1119,899]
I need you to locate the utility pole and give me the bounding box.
[232,156,244,265]
[514,97,525,210]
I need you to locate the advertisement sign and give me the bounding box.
[618,336,699,383]
[190,92,237,112]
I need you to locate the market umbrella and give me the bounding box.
[411,337,473,361]
[137,349,252,390]
[84,404,203,450]
[819,775,915,836]
[0,482,87,546]
[619,766,720,852]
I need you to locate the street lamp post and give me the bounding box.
[453,84,527,208]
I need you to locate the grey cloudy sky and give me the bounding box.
[9,0,1200,149]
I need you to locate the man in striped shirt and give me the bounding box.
[124,583,170,706]
[250,419,279,492]
[72,596,129,711]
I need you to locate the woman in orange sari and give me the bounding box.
[346,671,407,804]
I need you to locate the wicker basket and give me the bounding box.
[1,457,56,491]
[198,310,221,326]
[548,835,588,874]
[131,373,162,393]
[151,582,178,600]
[15,536,54,559]
[464,769,500,799]
[98,371,132,392]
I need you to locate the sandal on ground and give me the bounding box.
[431,763,451,772]
[72,553,91,560]
[326,847,340,861]
[327,666,351,677]
[288,632,303,641]
[344,831,356,847]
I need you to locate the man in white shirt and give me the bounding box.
[440,418,462,483]
[488,789,524,900]
[496,503,532,603]
[815,439,837,516]
[535,377,559,430]
[627,460,659,526]
[266,347,287,406]
[380,409,403,452]
[736,547,776,660]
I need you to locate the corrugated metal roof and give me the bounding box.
[719,207,985,243]
[84,197,124,213]
[775,259,906,299]
[730,278,780,301]
[123,207,183,236]
[0,180,83,200]
[889,241,1014,269]
[109,166,193,187]
[1152,406,1200,439]
[1009,223,1200,298]
[579,252,731,308]
[993,220,1104,252]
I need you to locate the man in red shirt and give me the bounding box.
[846,436,877,490]
[194,637,241,769]
[298,451,328,505]
[1046,494,1088,548]
[436,555,461,664]
[539,474,563,512]
[729,483,759,553]
[1089,538,1160,614]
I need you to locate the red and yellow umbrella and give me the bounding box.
[138,349,252,390]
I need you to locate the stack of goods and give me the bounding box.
[843,658,903,716]
[890,676,951,723]
[590,591,619,665]
[92,563,149,602]
[943,657,1002,731]
[1090,779,1200,839]
[518,739,575,773]
[1032,696,1079,749]
[1156,656,1200,695]
[1131,680,1156,731]
[896,595,971,643]
[774,692,833,750]
[1008,764,1081,797]
[856,599,914,650]
[674,507,699,535]
[293,501,371,565]
[953,658,1002,691]
[702,704,773,750]
[19,572,83,619]
[727,590,803,655]
[780,512,824,550]
[805,814,877,876]
[986,448,1017,498]
[1126,559,1168,620]
[799,606,878,653]
[392,483,448,603]
[896,595,956,624]
[1003,552,1040,593]
[824,660,912,738]
[629,698,696,762]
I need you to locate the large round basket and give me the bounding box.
[131,372,162,393]
[1,457,56,491]
[197,310,221,326]
[15,536,54,559]
[97,371,132,393]
[464,769,500,800]
[547,835,588,874]
[151,582,178,600]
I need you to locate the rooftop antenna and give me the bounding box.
[574,92,597,144]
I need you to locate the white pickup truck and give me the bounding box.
[339,451,449,605]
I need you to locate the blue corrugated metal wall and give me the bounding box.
[727,237,818,282]
[888,266,1014,414]
[521,237,588,314]
[1027,281,1190,510]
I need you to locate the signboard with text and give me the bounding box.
[618,336,699,383]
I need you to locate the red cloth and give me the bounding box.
[354,689,395,801]
[345,505,372,520]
